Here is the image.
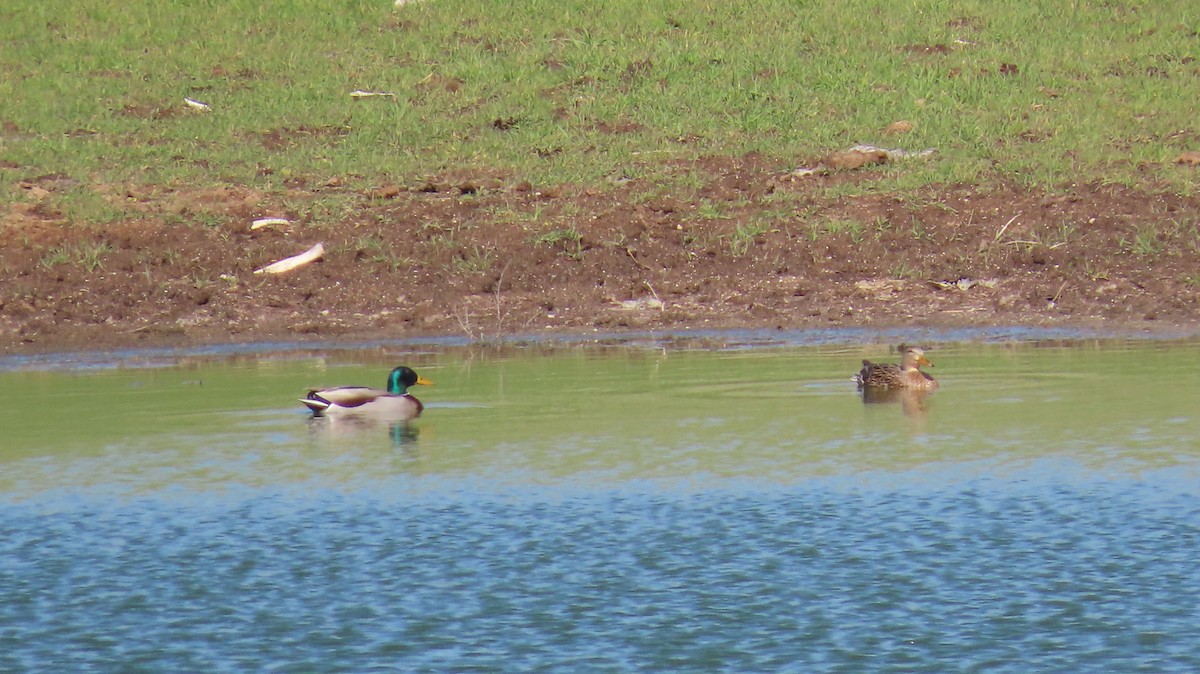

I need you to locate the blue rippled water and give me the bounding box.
[3,465,1199,673]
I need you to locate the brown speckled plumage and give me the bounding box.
[854,345,938,391]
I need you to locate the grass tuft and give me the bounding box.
[534,226,584,259]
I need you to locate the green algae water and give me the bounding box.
[2,335,1199,671]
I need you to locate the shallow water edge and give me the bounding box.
[4,324,1197,371]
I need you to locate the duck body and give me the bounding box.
[301,366,431,421]
[854,345,938,391]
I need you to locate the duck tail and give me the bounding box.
[853,360,874,387]
[300,395,330,414]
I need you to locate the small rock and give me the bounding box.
[368,184,401,199]
[1175,151,1200,166]
[821,148,889,171]
[615,298,664,311]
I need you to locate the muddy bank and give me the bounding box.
[4,155,1200,353]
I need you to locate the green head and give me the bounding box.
[387,366,432,394]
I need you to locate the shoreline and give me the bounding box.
[5,320,1198,368]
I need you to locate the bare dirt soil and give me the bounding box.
[4,153,1200,353]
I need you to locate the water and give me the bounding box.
[2,335,1199,672]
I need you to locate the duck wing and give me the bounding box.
[856,360,902,388]
[304,386,388,408]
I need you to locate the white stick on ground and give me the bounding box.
[254,243,324,275]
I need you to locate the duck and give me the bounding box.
[854,344,938,391]
[300,366,432,420]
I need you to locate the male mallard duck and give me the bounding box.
[300,366,432,420]
[854,345,938,391]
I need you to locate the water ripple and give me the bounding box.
[3,471,1199,672]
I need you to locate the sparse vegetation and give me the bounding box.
[728,219,772,257]
[452,245,495,274]
[353,235,408,271]
[889,260,918,280]
[819,219,866,243]
[38,241,112,272]
[1123,226,1163,257]
[38,247,71,270]
[75,241,112,272]
[534,226,584,259]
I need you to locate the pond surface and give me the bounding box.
[2,334,1200,672]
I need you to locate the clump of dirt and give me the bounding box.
[2,154,1199,353]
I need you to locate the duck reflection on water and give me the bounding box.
[859,384,934,418]
[307,414,421,448]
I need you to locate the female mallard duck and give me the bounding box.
[854,345,938,391]
[300,366,432,420]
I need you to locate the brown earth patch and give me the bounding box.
[3,154,1200,353]
[116,103,185,120]
[901,44,953,55]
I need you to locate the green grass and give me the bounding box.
[38,240,113,271]
[351,234,409,270]
[728,218,773,256]
[533,226,584,259]
[38,246,71,270]
[816,218,866,243]
[452,245,495,274]
[1122,225,1163,256]
[1,0,1198,229]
